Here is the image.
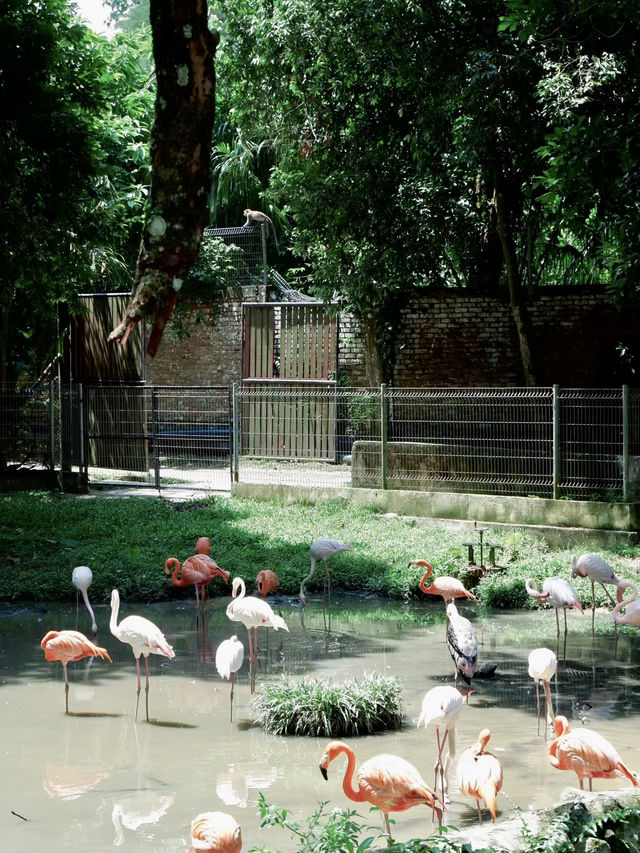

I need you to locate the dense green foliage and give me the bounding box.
[0,493,637,617]
[0,1,154,384]
[253,794,640,853]
[216,0,640,378]
[4,0,640,381]
[251,673,403,736]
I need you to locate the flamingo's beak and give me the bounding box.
[616,585,624,603]
[319,763,328,780]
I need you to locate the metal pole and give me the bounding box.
[622,384,629,502]
[151,386,160,491]
[49,380,55,472]
[232,383,239,483]
[381,383,388,490]
[552,384,561,500]
[261,223,268,292]
[78,383,86,486]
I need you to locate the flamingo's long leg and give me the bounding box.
[63,662,70,714]
[144,656,150,722]
[535,679,541,735]
[134,656,142,722]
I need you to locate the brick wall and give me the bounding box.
[146,285,637,388]
[393,287,638,387]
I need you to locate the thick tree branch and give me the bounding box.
[109,0,219,357]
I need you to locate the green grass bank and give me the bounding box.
[0,491,638,612]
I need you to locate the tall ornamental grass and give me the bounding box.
[251,673,403,737]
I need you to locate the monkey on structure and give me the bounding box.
[242,208,279,253]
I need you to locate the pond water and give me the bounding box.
[2,592,640,852]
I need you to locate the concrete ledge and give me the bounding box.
[231,482,639,547]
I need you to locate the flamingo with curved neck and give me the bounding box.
[319,740,443,837]
[412,560,476,603]
[612,581,640,628]
[226,577,288,668]
[165,552,229,608]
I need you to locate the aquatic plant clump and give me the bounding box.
[251,673,404,737]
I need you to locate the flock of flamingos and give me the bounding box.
[39,539,640,852]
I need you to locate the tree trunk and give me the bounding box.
[109,0,219,357]
[493,167,537,386]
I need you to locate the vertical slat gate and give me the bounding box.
[242,303,337,460]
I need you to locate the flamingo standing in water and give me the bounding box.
[165,538,229,608]
[525,577,583,643]
[612,581,640,629]
[41,629,112,713]
[72,566,98,635]
[411,560,476,604]
[256,570,279,598]
[456,729,503,823]
[528,647,557,738]
[300,539,352,610]
[547,715,638,790]
[226,577,288,666]
[215,635,244,720]
[445,602,477,700]
[571,553,623,637]
[190,811,242,853]
[109,588,175,721]
[417,685,463,806]
[319,740,443,838]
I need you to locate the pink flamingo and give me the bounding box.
[319,740,443,838]
[548,715,638,790]
[165,538,229,607]
[411,559,476,603]
[571,553,623,637]
[41,629,112,714]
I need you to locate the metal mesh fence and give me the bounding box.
[2,382,638,500]
[385,387,553,495]
[0,383,57,471]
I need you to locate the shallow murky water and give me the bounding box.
[2,593,639,851]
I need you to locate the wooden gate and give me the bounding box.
[242,303,338,459]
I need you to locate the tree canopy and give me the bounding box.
[2,0,639,382]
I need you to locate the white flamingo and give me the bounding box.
[300,538,352,609]
[216,635,245,720]
[571,553,623,637]
[528,647,557,738]
[72,565,97,635]
[109,588,175,722]
[226,577,288,666]
[525,577,583,642]
[445,601,477,701]
[417,685,463,805]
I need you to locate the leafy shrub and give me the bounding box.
[250,673,403,737]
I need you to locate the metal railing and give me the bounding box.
[2,383,639,501]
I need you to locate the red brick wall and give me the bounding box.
[146,286,637,388]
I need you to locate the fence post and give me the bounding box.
[151,386,160,491]
[622,384,629,503]
[232,383,239,483]
[552,384,561,500]
[49,380,55,472]
[78,383,87,486]
[261,224,268,290]
[380,383,388,490]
